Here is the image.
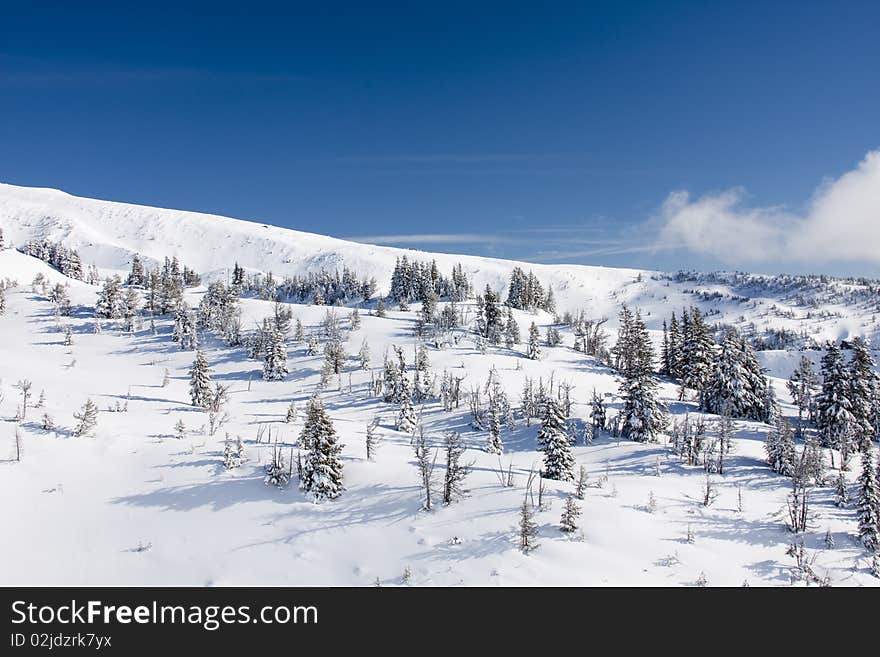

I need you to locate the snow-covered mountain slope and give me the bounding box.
[2,184,880,587]
[3,181,878,349]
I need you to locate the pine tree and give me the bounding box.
[537,397,575,481]
[527,322,541,360]
[442,431,470,505]
[95,276,122,318]
[299,396,345,501]
[396,370,417,434]
[619,311,666,443]
[127,254,146,286]
[834,470,848,507]
[559,496,581,533]
[787,355,818,433]
[816,341,855,463]
[174,419,186,440]
[681,308,715,403]
[590,388,606,431]
[262,324,289,381]
[72,399,98,436]
[504,306,520,348]
[189,349,213,407]
[285,400,298,423]
[765,415,796,477]
[518,498,539,553]
[856,443,880,553]
[358,340,371,370]
[848,337,878,444]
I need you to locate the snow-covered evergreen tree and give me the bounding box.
[618,310,666,443]
[848,337,878,446]
[560,495,581,533]
[787,355,818,433]
[765,415,796,477]
[816,341,855,464]
[504,306,520,348]
[285,400,298,423]
[856,443,880,553]
[537,397,575,481]
[396,370,417,434]
[72,399,98,436]
[299,395,344,501]
[527,322,541,360]
[189,349,213,407]
[518,498,538,553]
[95,276,123,319]
[263,324,289,381]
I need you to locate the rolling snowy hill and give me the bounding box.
[1,183,879,587]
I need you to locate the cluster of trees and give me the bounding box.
[505,267,556,314]
[134,256,201,315]
[20,239,84,280]
[240,265,378,306]
[388,256,471,304]
[198,281,243,346]
[813,339,880,467]
[660,307,772,423]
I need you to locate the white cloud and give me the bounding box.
[655,150,880,265]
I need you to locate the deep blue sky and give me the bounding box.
[1,1,878,272]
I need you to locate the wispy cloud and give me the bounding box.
[652,149,880,265]
[346,233,520,245]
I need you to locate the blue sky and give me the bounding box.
[1,1,878,274]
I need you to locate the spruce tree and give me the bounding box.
[679,307,715,403]
[518,498,538,553]
[560,496,581,533]
[618,311,666,443]
[299,396,345,501]
[787,355,818,433]
[527,322,541,360]
[848,337,878,445]
[396,371,417,434]
[537,397,575,481]
[73,399,98,436]
[263,324,289,381]
[816,341,855,463]
[856,443,880,553]
[189,349,213,407]
[765,415,796,476]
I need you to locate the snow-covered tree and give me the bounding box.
[816,341,855,465]
[848,337,879,446]
[442,431,470,505]
[518,498,539,553]
[787,355,818,433]
[537,397,575,481]
[299,396,344,501]
[72,399,98,436]
[95,276,123,319]
[527,322,541,360]
[559,495,581,533]
[396,369,417,434]
[618,310,666,443]
[189,349,213,407]
[765,414,796,477]
[357,340,371,370]
[263,324,289,381]
[856,443,880,553]
[285,400,298,423]
[504,306,520,348]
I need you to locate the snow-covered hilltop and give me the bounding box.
[2,181,879,351]
[1,183,879,587]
